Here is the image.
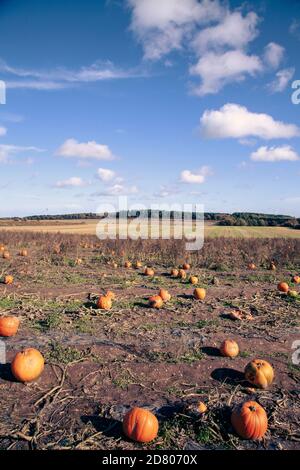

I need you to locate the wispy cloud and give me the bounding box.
[55,176,88,188]
[268,68,295,93]
[0,144,45,163]
[0,59,144,90]
[250,145,299,162]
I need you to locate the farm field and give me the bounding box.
[0,232,299,450]
[1,219,300,238]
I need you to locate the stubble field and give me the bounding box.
[0,230,299,450]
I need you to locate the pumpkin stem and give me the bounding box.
[249,405,256,412]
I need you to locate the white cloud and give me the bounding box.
[127,0,224,60]
[153,185,180,198]
[190,50,262,96]
[290,19,300,39]
[0,59,141,90]
[94,183,138,196]
[200,103,300,139]
[250,145,299,162]
[192,11,259,53]
[0,126,7,136]
[180,166,212,184]
[0,144,45,163]
[55,177,87,188]
[56,138,115,160]
[97,168,116,181]
[268,68,295,93]
[264,42,285,69]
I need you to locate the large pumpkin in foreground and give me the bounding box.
[0,316,20,337]
[123,407,159,443]
[231,401,268,440]
[11,348,44,382]
[244,359,274,389]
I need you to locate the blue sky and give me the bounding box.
[0,0,300,217]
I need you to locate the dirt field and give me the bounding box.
[0,232,299,450]
[1,219,300,239]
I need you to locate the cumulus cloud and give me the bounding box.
[127,0,224,60]
[0,144,45,163]
[55,177,87,188]
[250,145,299,162]
[268,68,295,93]
[192,11,259,53]
[200,103,300,139]
[190,50,262,95]
[264,42,285,69]
[56,138,115,160]
[180,166,212,184]
[96,168,116,182]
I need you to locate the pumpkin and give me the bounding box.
[277,282,289,293]
[75,258,82,265]
[177,269,187,280]
[292,275,300,284]
[248,263,256,270]
[145,267,155,277]
[220,340,239,358]
[106,290,116,300]
[97,295,112,310]
[123,407,159,443]
[288,290,298,298]
[159,289,171,302]
[149,295,163,309]
[112,262,118,269]
[19,249,28,257]
[171,268,179,277]
[189,275,198,285]
[244,359,274,389]
[0,316,20,337]
[124,261,132,268]
[194,288,206,300]
[182,263,190,270]
[197,402,207,414]
[2,251,10,259]
[231,401,268,440]
[269,262,276,271]
[4,275,14,285]
[0,244,5,252]
[11,348,45,383]
[135,261,142,269]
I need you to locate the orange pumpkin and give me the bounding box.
[170,268,179,277]
[106,290,116,300]
[269,262,276,271]
[124,261,132,268]
[245,359,274,389]
[149,295,163,309]
[0,316,20,337]
[231,401,268,440]
[145,267,155,277]
[277,282,289,293]
[178,269,187,280]
[0,244,5,252]
[11,348,45,383]
[19,249,28,257]
[123,407,159,443]
[112,262,118,269]
[197,402,207,414]
[2,251,10,259]
[189,275,198,285]
[135,261,143,269]
[248,263,256,270]
[182,263,190,270]
[3,275,14,285]
[97,295,112,310]
[75,258,82,265]
[292,275,300,284]
[194,288,206,300]
[159,289,171,302]
[220,340,239,358]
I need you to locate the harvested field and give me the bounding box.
[0,231,299,450]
